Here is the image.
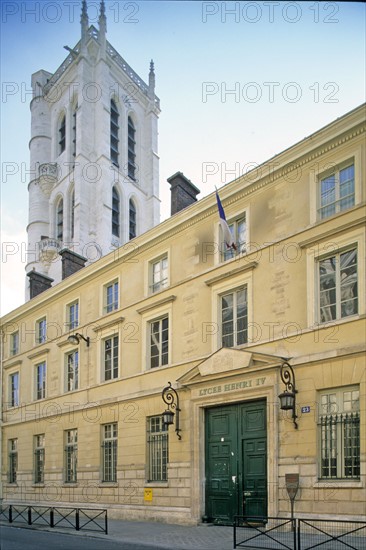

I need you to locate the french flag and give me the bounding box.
[215,189,237,251]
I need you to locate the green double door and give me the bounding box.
[205,400,267,524]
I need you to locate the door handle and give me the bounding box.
[243,491,252,496]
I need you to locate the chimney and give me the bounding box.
[168,172,200,215]
[59,249,87,280]
[27,269,54,299]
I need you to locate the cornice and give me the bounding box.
[27,347,50,360]
[205,261,258,286]
[92,316,125,332]
[136,295,176,315]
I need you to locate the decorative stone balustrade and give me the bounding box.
[38,163,59,197]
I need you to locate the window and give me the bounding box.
[36,317,47,344]
[59,114,66,154]
[8,439,18,483]
[110,99,119,166]
[70,189,75,240]
[56,198,63,241]
[66,301,79,331]
[103,335,119,381]
[34,434,45,484]
[147,416,168,482]
[35,361,46,400]
[128,116,136,180]
[66,350,79,391]
[318,387,360,479]
[72,106,77,159]
[9,372,19,407]
[112,186,120,238]
[104,280,119,313]
[221,287,248,348]
[65,429,77,483]
[102,423,117,482]
[10,331,19,356]
[129,199,136,240]
[318,247,358,323]
[151,256,168,293]
[319,163,355,219]
[222,215,246,261]
[149,316,169,368]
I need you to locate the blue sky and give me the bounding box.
[1,1,365,315]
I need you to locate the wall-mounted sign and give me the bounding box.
[301,406,311,413]
[198,377,266,397]
[144,488,153,501]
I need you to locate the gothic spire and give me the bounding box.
[99,0,107,34]
[81,0,89,44]
[148,59,155,98]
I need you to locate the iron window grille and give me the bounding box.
[34,434,45,484]
[9,439,18,483]
[65,429,78,483]
[102,423,118,482]
[147,416,168,482]
[319,388,360,479]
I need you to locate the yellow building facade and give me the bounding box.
[1,103,365,524]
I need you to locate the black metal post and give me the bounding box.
[9,505,12,523]
[50,507,54,527]
[76,509,80,530]
[105,510,108,535]
[28,507,32,525]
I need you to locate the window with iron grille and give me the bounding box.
[36,317,47,344]
[10,331,19,356]
[319,163,354,219]
[128,116,136,180]
[149,316,169,369]
[35,361,46,400]
[318,387,360,479]
[147,416,168,482]
[59,115,66,154]
[110,99,119,166]
[129,199,136,240]
[104,280,119,313]
[65,429,77,483]
[66,350,79,392]
[103,335,119,381]
[34,434,45,484]
[102,423,118,482]
[150,256,168,293]
[9,372,19,407]
[66,301,79,331]
[318,247,358,323]
[221,287,248,348]
[112,186,120,237]
[9,439,17,483]
[222,215,246,261]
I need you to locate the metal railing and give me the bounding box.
[0,504,108,535]
[234,516,366,550]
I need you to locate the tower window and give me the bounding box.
[128,116,136,180]
[110,100,119,167]
[70,190,75,240]
[57,198,64,241]
[59,115,66,154]
[72,106,77,159]
[129,199,136,240]
[112,186,120,238]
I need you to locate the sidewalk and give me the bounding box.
[105,518,236,549]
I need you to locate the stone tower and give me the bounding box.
[26,0,160,299]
